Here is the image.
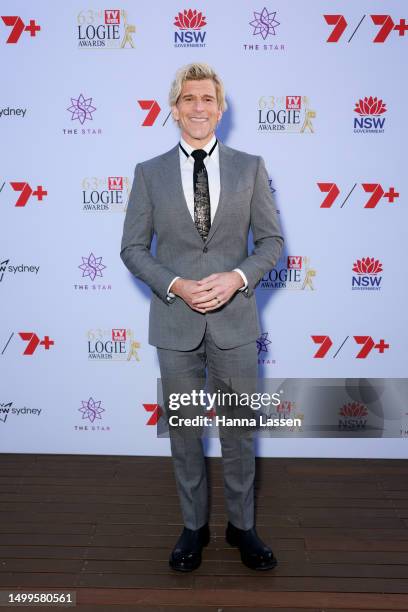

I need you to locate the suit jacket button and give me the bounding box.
[203,246,208,253]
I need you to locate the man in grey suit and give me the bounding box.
[120,63,283,572]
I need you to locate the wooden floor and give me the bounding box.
[0,454,408,611]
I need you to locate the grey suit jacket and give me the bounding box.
[120,141,284,350]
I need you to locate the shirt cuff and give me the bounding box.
[167,276,180,297]
[233,268,248,291]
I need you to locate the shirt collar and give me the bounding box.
[179,135,218,162]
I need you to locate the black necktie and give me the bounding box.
[179,140,217,242]
[191,149,210,241]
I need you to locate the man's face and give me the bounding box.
[172,78,222,147]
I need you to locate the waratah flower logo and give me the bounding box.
[352,257,383,275]
[340,402,368,418]
[67,94,96,124]
[354,97,386,116]
[174,9,206,29]
[249,8,280,39]
[78,253,106,281]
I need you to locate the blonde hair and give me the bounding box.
[169,62,227,111]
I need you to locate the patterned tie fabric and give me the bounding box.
[191,149,211,241]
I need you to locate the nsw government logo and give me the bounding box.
[87,328,141,361]
[338,402,368,430]
[351,257,383,291]
[353,97,386,134]
[77,9,135,48]
[174,9,207,47]
[258,96,316,133]
[81,176,130,212]
[260,256,316,290]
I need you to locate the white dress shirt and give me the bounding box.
[167,135,248,296]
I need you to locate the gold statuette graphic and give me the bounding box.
[126,330,141,361]
[120,10,136,48]
[301,257,316,290]
[300,109,316,133]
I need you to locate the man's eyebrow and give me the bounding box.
[181,93,216,99]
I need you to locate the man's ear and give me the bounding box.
[172,105,179,121]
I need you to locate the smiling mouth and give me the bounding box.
[190,117,208,122]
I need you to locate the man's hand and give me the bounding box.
[170,278,209,313]
[191,272,244,311]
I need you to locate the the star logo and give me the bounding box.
[256,332,272,355]
[67,94,96,124]
[78,253,106,281]
[250,8,280,39]
[79,397,105,422]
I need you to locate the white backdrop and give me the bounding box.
[1,0,407,457]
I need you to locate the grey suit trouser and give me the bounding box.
[157,324,258,531]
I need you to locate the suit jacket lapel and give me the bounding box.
[205,141,236,245]
[159,144,203,244]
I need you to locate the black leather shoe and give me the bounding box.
[226,522,277,570]
[169,524,210,572]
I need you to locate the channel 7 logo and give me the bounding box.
[4,182,48,207]
[311,335,389,359]
[318,183,399,209]
[324,14,408,43]
[1,332,54,355]
[137,100,171,127]
[1,16,41,43]
[143,403,162,425]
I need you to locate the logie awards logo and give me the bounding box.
[258,96,316,133]
[77,9,135,48]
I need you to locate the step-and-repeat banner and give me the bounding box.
[1,1,407,457]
